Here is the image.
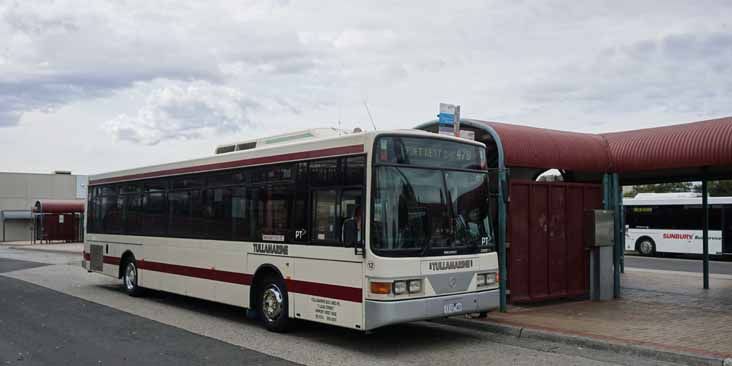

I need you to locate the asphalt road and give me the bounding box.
[0,257,296,366]
[624,254,732,275]
[0,248,685,366]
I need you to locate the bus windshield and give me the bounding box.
[371,136,494,257]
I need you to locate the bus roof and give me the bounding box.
[89,128,485,186]
[214,128,345,155]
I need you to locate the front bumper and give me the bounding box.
[364,288,499,330]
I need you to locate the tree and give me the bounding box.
[694,180,732,197]
[624,182,694,198]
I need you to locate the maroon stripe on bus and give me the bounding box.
[103,256,120,265]
[89,144,364,186]
[82,252,118,265]
[287,279,363,303]
[138,260,253,285]
[97,256,362,303]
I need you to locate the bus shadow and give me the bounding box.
[98,283,482,354]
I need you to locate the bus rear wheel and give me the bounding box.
[636,238,656,256]
[258,276,292,332]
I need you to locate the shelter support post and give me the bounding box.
[702,177,709,289]
[498,168,508,312]
[602,174,622,298]
[599,174,608,300]
[618,186,625,274]
[612,174,622,297]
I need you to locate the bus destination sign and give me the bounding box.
[405,145,474,162]
[377,136,484,170]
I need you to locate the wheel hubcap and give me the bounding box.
[125,263,137,290]
[640,241,652,254]
[262,286,283,322]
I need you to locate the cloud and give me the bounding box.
[514,31,732,128]
[0,0,311,127]
[0,72,143,126]
[105,80,259,145]
[3,0,732,143]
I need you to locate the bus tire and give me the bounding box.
[122,257,144,297]
[636,237,656,256]
[258,275,292,332]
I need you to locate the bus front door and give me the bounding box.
[723,206,732,254]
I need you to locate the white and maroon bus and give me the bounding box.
[83,128,499,332]
[624,193,732,256]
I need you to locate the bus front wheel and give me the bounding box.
[636,238,656,256]
[258,276,292,332]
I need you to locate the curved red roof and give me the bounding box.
[34,200,85,214]
[418,117,732,180]
[467,120,611,173]
[601,117,732,173]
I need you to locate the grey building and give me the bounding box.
[0,171,87,242]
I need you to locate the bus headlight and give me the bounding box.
[372,279,423,295]
[477,273,497,287]
[477,274,487,286]
[393,280,407,295]
[408,279,422,293]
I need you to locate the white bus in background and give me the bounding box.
[83,128,499,332]
[624,193,732,256]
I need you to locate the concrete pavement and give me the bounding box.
[471,268,732,365]
[3,242,83,255]
[0,258,296,366]
[0,247,682,366]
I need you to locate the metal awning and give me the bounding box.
[602,116,732,184]
[1,210,32,220]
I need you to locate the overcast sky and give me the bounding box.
[2,0,731,175]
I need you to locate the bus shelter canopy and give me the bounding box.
[602,116,732,184]
[33,200,85,214]
[476,120,612,173]
[419,116,732,183]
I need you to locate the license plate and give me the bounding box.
[443,302,464,315]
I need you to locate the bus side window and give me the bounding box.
[260,186,292,242]
[312,190,338,242]
[344,156,365,186]
[340,189,363,247]
[292,191,309,242]
[169,190,194,237]
[232,187,250,241]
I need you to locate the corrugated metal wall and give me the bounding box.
[508,180,602,303]
[38,214,81,242]
[602,117,732,172]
